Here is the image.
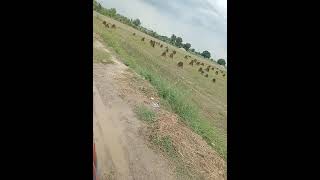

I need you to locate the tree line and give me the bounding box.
[93,0,226,66]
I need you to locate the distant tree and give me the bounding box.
[170,34,176,44]
[217,59,226,66]
[175,37,183,47]
[190,48,195,52]
[98,3,102,10]
[133,18,141,26]
[183,43,191,51]
[151,31,157,37]
[110,8,117,17]
[201,50,211,59]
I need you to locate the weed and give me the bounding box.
[134,105,156,123]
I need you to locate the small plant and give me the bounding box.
[152,136,177,158]
[134,105,156,123]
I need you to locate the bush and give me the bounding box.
[217,59,226,66]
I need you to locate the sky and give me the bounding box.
[98,0,227,61]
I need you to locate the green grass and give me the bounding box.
[134,105,156,123]
[152,136,177,158]
[93,12,227,160]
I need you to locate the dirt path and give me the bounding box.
[93,39,176,180]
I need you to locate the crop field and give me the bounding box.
[93,11,227,159]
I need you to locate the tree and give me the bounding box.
[183,43,191,51]
[151,31,158,37]
[175,37,183,47]
[133,18,141,26]
[110,8,117,17]
[217,59,226,66]
[190,48,195,52]
[201,50,211,59]
[170,34,176,44]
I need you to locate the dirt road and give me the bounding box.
[93,40,176,180]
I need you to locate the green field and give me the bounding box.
[93,11,227,159]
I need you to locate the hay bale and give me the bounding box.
[215,71,219,75]
[201,63,204,66]
[189,60,194,66]
[198,67,203,72]
[204,74,208,77]
[177,62,183,68]
[160,44,163,48]
[161,51,166,57]
[173,50,176,54]
[196,62,200,65]
[212,78,216,83]
[169,53,174,58]
[184,55,188,59]
[111,24,116,28]
[205,67,210,72]
[141,37,145,41]
[150,40,155,47]
[133,33,136,36]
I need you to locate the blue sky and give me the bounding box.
[98,0,227,61]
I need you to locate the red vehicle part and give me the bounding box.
[93,142,98,180]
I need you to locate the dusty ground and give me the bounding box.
[93,39,176,180]
[93,37,226,180]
